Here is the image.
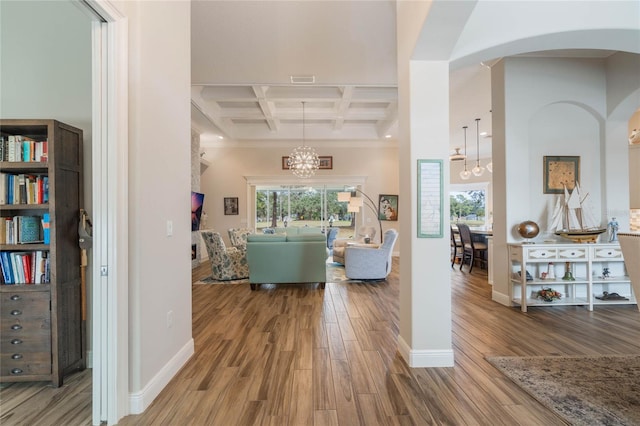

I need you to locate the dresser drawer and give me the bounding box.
[1,291,50,317]
[592,247,623,260]
[1,352,51,377]
[1,331,51,353]
[558,248,587,260]
[524,248,557,260]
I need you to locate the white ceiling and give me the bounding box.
[190,1,623,159]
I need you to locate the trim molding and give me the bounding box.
[397,336,455,367]
[491,290,511,307]
[128,339,194,414]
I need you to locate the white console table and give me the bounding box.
[508,243,636,312]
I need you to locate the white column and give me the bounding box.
[397,60,454,367]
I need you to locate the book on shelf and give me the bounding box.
[0,250,49,285]
[0,172,5,204]
[0,174,48,205]
[2,135,47,163]
[0,251,13,284]
[42,213,50,244]
[18,215,43,243]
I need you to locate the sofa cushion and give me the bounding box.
[286,234,326,242]
[247,234,287,242]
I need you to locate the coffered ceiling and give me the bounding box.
[191,84,398,143]
[190,1,626,159]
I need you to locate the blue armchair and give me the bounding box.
[344,229,398,280]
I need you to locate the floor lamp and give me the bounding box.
[338,188,383,243]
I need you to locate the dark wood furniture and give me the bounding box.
[457,223,488,273]
[1,119,85,386]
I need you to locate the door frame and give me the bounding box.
[83,0,129,424]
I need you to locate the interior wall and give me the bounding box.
[491,55,638,303]
[0,0,94,360]
[115,0,194,408]
[199,143,400,248]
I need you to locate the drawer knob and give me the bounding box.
[10,324,22,330]
[11,368,23,375]
[10,310,22,316]
[10,295,21,301]
[11,353,23,360]
[10,339,22,345]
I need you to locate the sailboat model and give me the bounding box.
[550,182,606,243]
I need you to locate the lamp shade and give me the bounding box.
[347,202,360,213]
[349,196,363,207]
[337,192,352,202]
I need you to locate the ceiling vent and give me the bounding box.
[290,75,315,84]
[449,148,466,161]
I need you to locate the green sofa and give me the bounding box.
[246,232,327,290]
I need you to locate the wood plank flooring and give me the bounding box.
[2,258,639,425]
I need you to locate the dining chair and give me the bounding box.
[450,226,463,268]
[457,223,487,273]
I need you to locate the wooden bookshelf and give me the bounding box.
[0,119,85,387]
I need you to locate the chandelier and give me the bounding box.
[289,102,319,179]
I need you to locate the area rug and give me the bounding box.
[486,354,640,425]
[194,262,365,285]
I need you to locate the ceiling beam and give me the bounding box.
[253,85,280,131]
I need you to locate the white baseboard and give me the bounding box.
[129,338,194,414]
[397,336,454,367]
[491,290,511,307]
[86,350,93,369]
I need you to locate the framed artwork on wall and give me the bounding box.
[282,155,333,169]
[318,156,333,169]
[224,197,239,215]
[378,194,398,221]
[417,159,443,238]
[282,156,291,169]
[543,156,580,194]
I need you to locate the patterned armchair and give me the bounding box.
[228,227,253,250]
[201,231,249,280]
[344,229,398,280]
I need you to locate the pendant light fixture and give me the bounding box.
[472,118,485,177]
[289,102,320,179]
[459,126,471,180]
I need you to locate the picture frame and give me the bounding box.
[224,197,239,215]
[282,155,333,170]
[282,156,291,170]
[378,194,398,221]
[318,156,333,169]
[543,156,580,194]
[417,159,443,238]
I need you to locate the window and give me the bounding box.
[450,182,490,228]
[255,185,355,234]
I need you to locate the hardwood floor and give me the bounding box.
[2,259,639,425]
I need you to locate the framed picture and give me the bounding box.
[282,156,291,170]
[543,156,580,194]
[379,194,398,221]
[282,155,333,170]
[224,197,239,215]
[318,156,333,169]
[417,159,443,238]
